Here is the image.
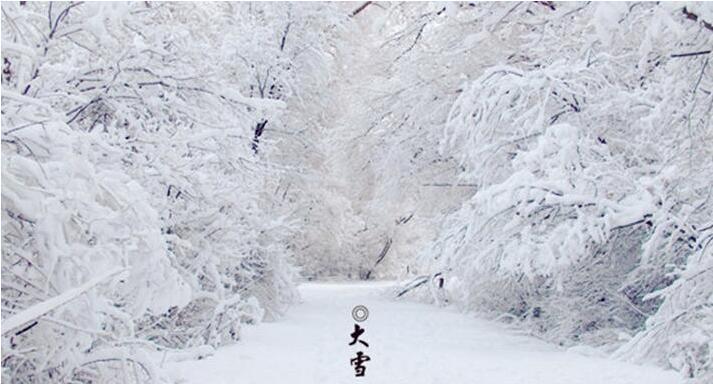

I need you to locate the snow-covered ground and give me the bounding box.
[166,282,682,384]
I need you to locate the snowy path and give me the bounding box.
[167,282,681,384]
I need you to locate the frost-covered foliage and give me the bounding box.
[309,3,478,280]
[2,1,712,382]
[353,2,712,381]
[1,2,339,382]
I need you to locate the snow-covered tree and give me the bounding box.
[2,1,712,382]
[2,2,341,382]
[351,2,712,381]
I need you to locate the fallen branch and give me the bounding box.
[396,275,429,297]
[3,268,125,334]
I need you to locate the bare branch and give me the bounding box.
[350,1,373,18]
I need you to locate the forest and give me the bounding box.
[1,2,712,383]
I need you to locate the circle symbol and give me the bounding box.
[352,305,369,322]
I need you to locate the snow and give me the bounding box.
[165,282,682,384]
[3,2,711,381]
[591,3,628,46]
